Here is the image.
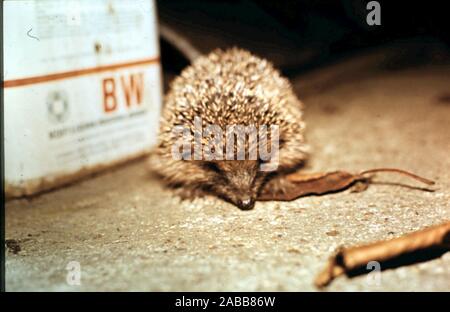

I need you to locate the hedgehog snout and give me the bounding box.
[237,197,255,210]
[224,184,257,210]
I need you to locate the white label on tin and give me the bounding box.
[4,0,162,190]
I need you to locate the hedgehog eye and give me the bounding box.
[201,162,222,174]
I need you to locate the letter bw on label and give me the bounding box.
[366,1,381,26]
[103,72,144,113]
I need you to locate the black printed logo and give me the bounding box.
[47,90,69,123]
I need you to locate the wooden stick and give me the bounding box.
[315,221,450,288]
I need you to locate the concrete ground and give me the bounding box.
[5,56,450,291]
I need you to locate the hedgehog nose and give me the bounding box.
[238,198,255,210]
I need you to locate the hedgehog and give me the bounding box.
[148,48,308,210]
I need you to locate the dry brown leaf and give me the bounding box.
[258,168,435,201]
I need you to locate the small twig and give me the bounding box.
[359,168,435,185]
[159,22,201,63]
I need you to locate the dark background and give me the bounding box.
[158,0,449,79]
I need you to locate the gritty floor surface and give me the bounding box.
[5,57,450,291]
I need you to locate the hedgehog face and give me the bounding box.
[202,160,266,210]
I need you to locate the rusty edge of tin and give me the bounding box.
[5,150,152,200]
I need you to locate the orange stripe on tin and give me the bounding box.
[3,57,160,88]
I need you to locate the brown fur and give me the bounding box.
[148,48,308,209]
